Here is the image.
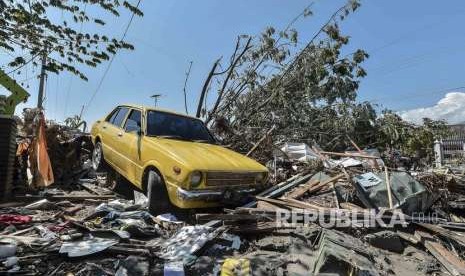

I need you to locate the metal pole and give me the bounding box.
[37,53,47,109]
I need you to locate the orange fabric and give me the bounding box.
[36,113,54,186]
[16,140,29,156]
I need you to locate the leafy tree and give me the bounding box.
[375,110,450,160]
[198,0,369,159]
[64,114,86,131]
[198,0,449,162]
[0,0,143,80]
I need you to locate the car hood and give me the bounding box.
[144,137,267,171]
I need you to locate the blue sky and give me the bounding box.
[4,0,465,125]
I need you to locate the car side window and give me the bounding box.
[112,107,129,128]
[106,107,120,123]
[124,109,142,133]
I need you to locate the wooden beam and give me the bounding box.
[246,125,276,156]
[16,194,116,201]
[255,196,298,209]
[307,174,345,194]
[285,179,319,199]
[281,198,326,211]
[340,202,365,211]
[384,166,394,209]
[424,240,465,276]
[319,151,379,159]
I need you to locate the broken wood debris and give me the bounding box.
[3,131,465,275]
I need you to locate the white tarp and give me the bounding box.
[158,226,218,261]
[59,238,118,257]
[280,142,319,162]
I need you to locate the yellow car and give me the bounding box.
[90,104,269,213]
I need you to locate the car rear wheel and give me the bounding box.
[92,141,107,172]
[147,170,171,215]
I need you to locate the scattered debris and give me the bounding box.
[2,112,465,275]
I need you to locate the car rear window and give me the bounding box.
[111,107,129,127]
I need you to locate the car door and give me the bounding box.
[104,106,130,174]
[118,108,143,187]
[98,107,121,166]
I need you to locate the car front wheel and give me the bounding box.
[147,170,171,215]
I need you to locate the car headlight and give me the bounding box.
[190,171,203,187]
[255,172,267,183]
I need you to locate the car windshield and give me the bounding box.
[146,110,215,143]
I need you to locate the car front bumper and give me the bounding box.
[176,186,259,202]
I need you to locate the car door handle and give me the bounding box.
[117,132,123,137]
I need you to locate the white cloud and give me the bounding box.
[399,92,465,125]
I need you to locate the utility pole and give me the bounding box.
[37,53,47,109]
[151,94,162,107]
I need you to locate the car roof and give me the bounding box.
[118,104,201,120]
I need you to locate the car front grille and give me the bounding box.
[205,171,259,186]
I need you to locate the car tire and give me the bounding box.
[92,141,107,172]
[147,170,171,215]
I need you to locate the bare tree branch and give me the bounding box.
[183,61,193,114]
[206,37,252,123]
[196,58,221,118]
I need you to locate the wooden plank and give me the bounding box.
[340,202,365,211]
[280,198,326,211]
[79,182,102,195]
[255,196,293,209]
[106,246,151,256]
[424,240,465,276]
[414,230,434,242]
[256,200,287,212]
[196,213,268,222]
[319,151,379,159]
[384,166,394,209]
[10,226,35,236]
[257,197,335,213]
[307,174,345,194]
[228,221,296,234]
[205,174,313,228]
[285,179,319,199]
[16,194,116,200]
[347,136,379,169]
[397,231,420,245]
[246,125,276,156]
[417,223,465,247]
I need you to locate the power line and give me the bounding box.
[55,74,59,121]
[82,0,142,117]
[63,3,86,120]
[63,75,73,118]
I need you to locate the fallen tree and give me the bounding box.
[195,0,448,163]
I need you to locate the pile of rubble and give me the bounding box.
[2,141,465,275]
[13,108,93,194]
